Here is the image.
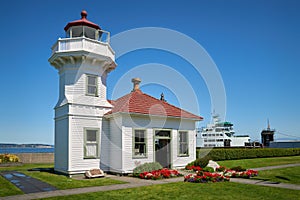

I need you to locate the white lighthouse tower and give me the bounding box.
[49,10,116,175]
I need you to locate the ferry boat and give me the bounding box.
[197,115,250,147]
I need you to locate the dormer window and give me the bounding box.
[86,75,98,96]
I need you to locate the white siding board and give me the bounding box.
[109,116,122,173]
[69,116,102,173]
[122,127,154,173]
[54,117,69,173]
[100,118,110,171]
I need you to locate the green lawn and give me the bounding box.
[217,156,300,169]
[254,166,300,185]
[0,175,23,197]
[0,163,125,196]
[23,171,125,190]
[1,156,300,198]
[44,182,300,200]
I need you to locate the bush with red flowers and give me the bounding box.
[139,168,182,180]
[184,171,230,183]
[184,166,258,183]
[185,165,202,172]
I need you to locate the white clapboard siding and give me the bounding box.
[59,66,109,107]
[119,114,196,172]
[122,127,154,173]
[172,130,196,168]
[68,116,102,173]
[100,118,110,171]
[54,117,69,173]
[109,116,123,173]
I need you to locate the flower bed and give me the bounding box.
[184,165,258,183]
[139,168,182,180]
[185,165,202,172]
[223,169,258,178]
[184,171,230,183]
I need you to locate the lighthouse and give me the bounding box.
[49,10,116,175]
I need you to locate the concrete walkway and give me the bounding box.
[1,163,300,200]
[252,163,300,171]
[0,171,56,194]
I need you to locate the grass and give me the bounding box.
[0,175,23,197]
[1,156,300,198]
[254,166,300,185]
[44,181,300,200]
[0,163,125,196]
[23,171,125,190]
[217,156,300,169]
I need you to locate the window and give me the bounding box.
[178,131,189,156]
[86,75,98,96]
[84,129,99,158]
[133,130,147,157]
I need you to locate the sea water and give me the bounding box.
[0,147,54,154]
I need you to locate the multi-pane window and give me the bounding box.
[178,131,189,156]
[86,75,98,96]
[133,130,147,157]
[84,129,99,158]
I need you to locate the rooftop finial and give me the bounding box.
[267,119,270,130]
[132,78,141,92]
[81,10,87,19]
[160,93,166,102]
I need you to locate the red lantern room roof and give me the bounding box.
[64,10,101,31]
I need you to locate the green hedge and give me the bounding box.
[133,162,163,176]
[196,148,300,161]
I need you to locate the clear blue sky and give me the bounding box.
[0,0,299,144]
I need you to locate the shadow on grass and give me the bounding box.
[275,176,290,181]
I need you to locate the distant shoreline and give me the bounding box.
[0,147,54,154]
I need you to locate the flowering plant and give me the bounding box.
[185,165,202,172]
[0,154,19,163]
[139,168,182,180]
[224,169,258,178]
[184,171,230,183]
[184,165,258,183]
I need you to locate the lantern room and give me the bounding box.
[64,10,109,42]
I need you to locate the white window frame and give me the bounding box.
[84,128,100,159]
[178,131,189,157]
[86,74,98,96]
[133,129,147,158]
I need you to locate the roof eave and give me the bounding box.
[104,111,203,121]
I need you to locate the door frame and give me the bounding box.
[153,129,172,168]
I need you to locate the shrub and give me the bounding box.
[196,148,300,161]
[133,162,163,177]
[216,166,226,172]
[0,154,19,163]
[230,166,246,172]
[191,157,210,168]
[202,167,214,173]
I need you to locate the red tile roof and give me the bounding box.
[64,10,101,31]
[105,90,203,120]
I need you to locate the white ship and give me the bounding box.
[197,115,250,147]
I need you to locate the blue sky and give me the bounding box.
[0,0,300,144]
